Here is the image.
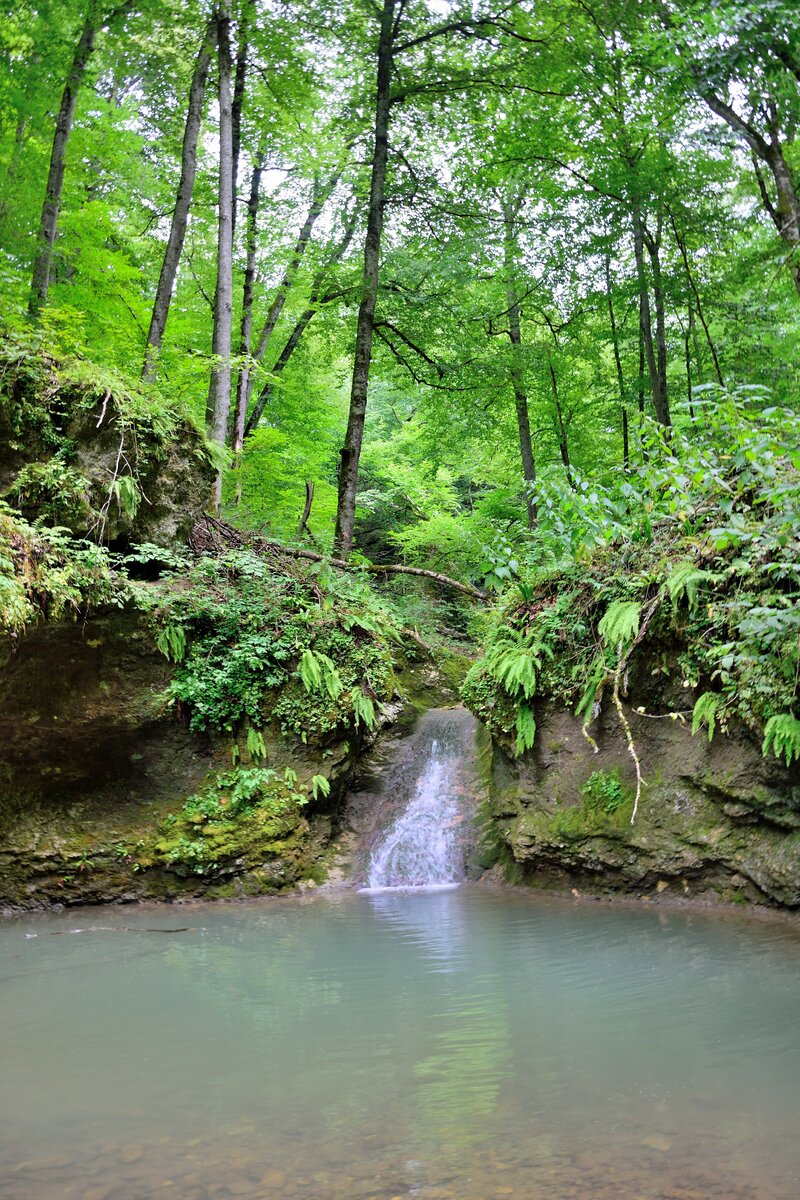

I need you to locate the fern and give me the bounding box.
[762,714,800,766]
[598,600,641,647]
[246,727,267,760]
[576,655,607,722]
[351,687,376,729]
[298,647,322,691]
[515,703,536,755]
[691,692,719,741]
[156,622,186,663]
[486,629,552,700]
[666,562,718,612]
[110,474,141,519]
[298,648,343,699]
[311,774,331,801]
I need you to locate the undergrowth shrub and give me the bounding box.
[464,389,800,772]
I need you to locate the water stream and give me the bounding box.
[351,706,480,892]
[2,709,800,1199]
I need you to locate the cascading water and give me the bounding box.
[363,716,472,891]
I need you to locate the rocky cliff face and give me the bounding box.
[0,609,366,910]
[0,349,213,547]
[484,696,800,908]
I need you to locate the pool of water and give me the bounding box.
[2,888,799,1199]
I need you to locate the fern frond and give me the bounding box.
[691,692,718,741]
[762,714,800,766]
[156,622,186,663]
[299,647,322,691]
[111,474,141,519]
[515,703,536,755]
[311,774,331,800]
[666,562,718,612]
[598,600,641,647]
[246,727,267,761]
[350,687,376,729]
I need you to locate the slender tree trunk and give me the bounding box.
[142,17,215,381]
[230,0,253,237]
[684,306,697,420]
[604,251,629,468]
[29,16,98,317]
[637,297,649,463]
[631,206,669,426]
[244,169,342,410]
[333,0,397,557]
[502,199,537,527]
[244,208,358,438]
[645,225,670,426]
[669,216,724,387]
[231,146,266,469]
[546,347,575,489]
[208,4,234,510]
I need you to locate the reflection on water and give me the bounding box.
[1,888,800,1199]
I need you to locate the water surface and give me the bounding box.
[1,888,799,1199]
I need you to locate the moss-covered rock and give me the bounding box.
[0,347,213,547]
[480,694,800,908]
[0,603,386,910]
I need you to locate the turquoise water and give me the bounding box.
[1,888,799,1199]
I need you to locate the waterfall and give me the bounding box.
[363,735,464,891]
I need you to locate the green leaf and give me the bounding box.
[762,714,800,766]
[598,600,641,647]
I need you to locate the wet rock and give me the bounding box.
[479,693,800,909]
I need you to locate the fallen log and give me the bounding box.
[190,514,488,601]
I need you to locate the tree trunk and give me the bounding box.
[244,168,343,410]
[29,16,98,317]
[333,0,397,558]
[230,0,253,237]
[684,306,696,420]
[243,205,358,439]
[604,251,628,467]
[670,215,724,387]
[631,206,669,426]
[231,147,266,471]
[502,199,537,527]
[546,346,575,489]
[207,4,234,510]
[142,17,215,381]
[646,232,670,425]
[768,145,800,298]
[701,92,800,300]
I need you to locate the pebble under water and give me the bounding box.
[1,888,800,1199]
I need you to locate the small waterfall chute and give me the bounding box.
[362,736,465,892]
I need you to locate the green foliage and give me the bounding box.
[246,727,268,761]
[581,769,627,816]
[311,773,331,800]
[464,394,799,771]
[597,601,641,648]
[692,692,720,741]
[148,548,395,747]
[156,622,186,663]
[0,501,124,634]
[762,715,800,767]
[666,563,719,613]
[515,703,536,755]
[140,765,312,876]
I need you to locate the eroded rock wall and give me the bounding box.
[0,610,360,909]
[485,698,800,908]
